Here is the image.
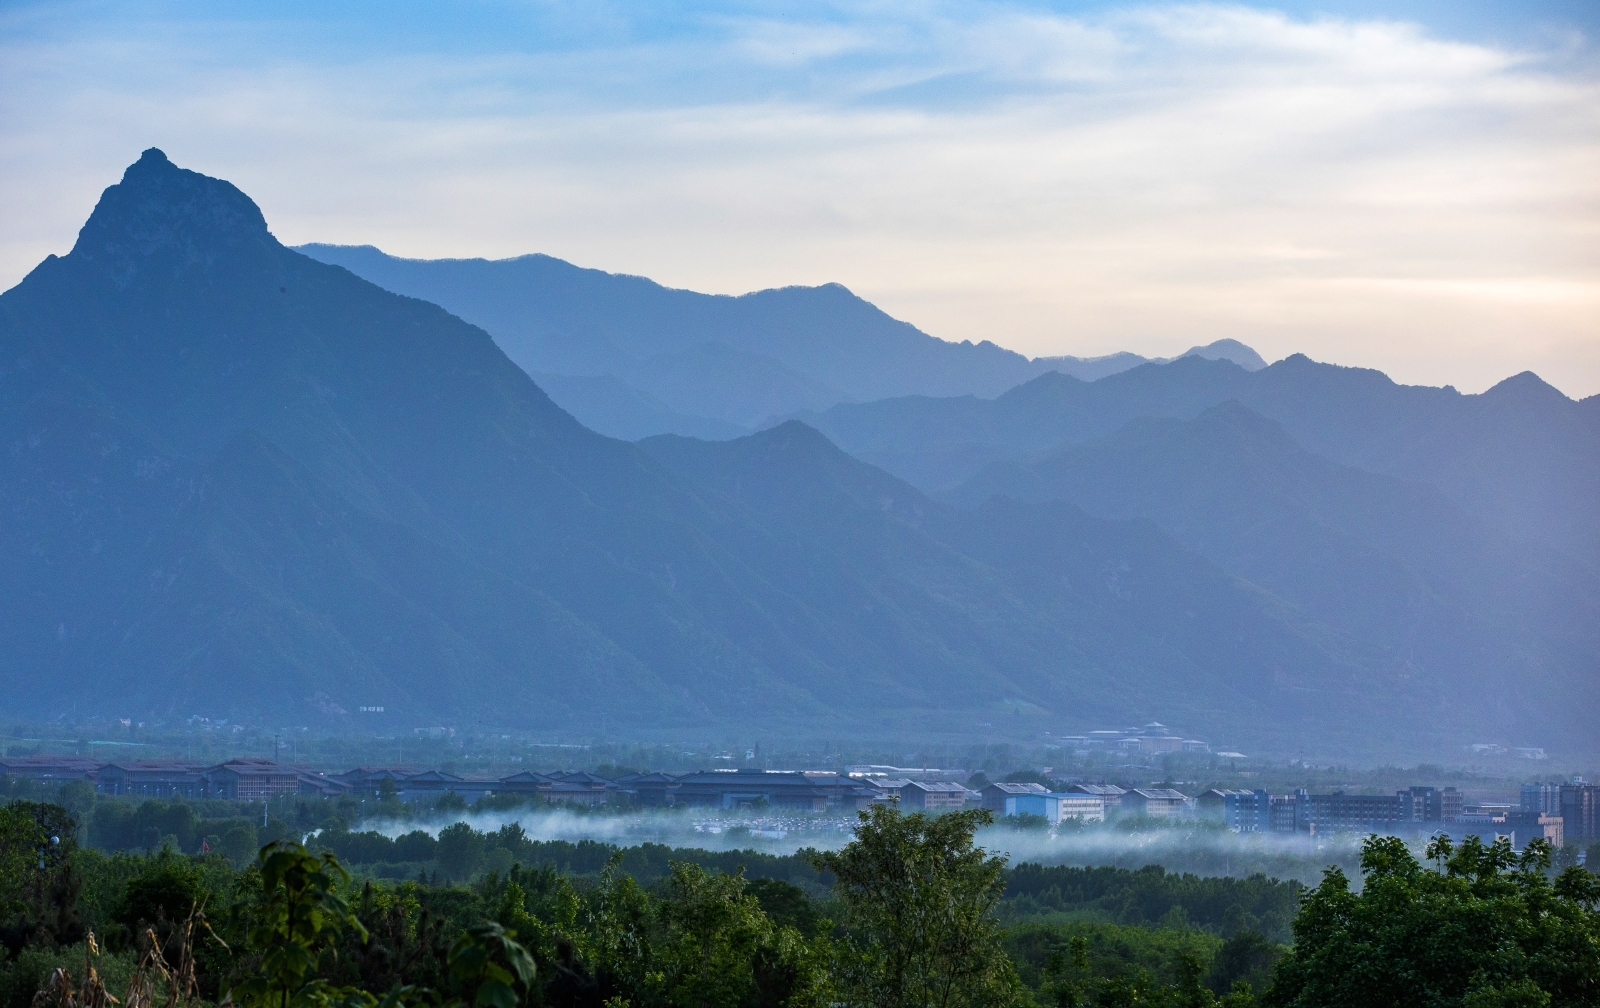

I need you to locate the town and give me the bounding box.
[3,749,1591,851]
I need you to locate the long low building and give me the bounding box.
[668,769,886,810]
[1005,792,1108,824]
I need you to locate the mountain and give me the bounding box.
[0,149,1387,748]
[798,356,1599,559]
[638,422,1403,748]
[949,403,1600,744]
[526,372,746,441]
[293,243,1263,434]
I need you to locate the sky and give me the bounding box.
[2,0,1597,396]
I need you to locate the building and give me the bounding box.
[672,769,882,810]
[613,771,682,807]
[1137,737,1185,755]
[1120,789,1192,817]
[1063,783,1127,799]
[1560,782,1599,842]
[980,782,1049,813]
[1398,786,1462,823]
[1052,793,1108,822]
[336,766,419,795]
[1521,782,1563,817]
[95,760,207,798]
[1197,789,1258,828]
[538,772,617,806]
[200,759,302,801]
[1221,790,1282,833]
[297,773,348,798]
[1302,792,1407,833]
[1006,792,1106,823]
[0,757,102,784]
[845,765,969,782]
[396,770,497,802]
[1538,814,1564,848]
[896,781,972,811]
[1272,793,1304,833]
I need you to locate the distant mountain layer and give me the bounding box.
[294,243,1265,436]
[795,357,1600,559]
[950,402,1600,746]
[2,150,1411,750]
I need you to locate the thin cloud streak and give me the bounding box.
[2,2,1596,394]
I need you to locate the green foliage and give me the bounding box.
[810,805,1022,1008]
[0,803,47,915]
[229,841,375,1008]
[744,878,823,938]
[1002,864,1300,942]
[37,813,1596,1008]
[1266,835,1600,1008]
[436,826,485,884]
[1205,931,1279,996]
[1008,922,1225,1000]
[447,923,534,1008]
[0,943,140,1008]
[110,850,206,936]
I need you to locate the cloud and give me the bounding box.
[2,1,1596,394]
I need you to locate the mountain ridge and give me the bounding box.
[799,354,1596,559]
[294,242,1266,437]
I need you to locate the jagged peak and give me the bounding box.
[68,148,275,272]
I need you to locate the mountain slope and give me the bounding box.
[0,149,1363,746]
[639,422,1404,747]
[949,403,1600,743]
[293,243,1264,434]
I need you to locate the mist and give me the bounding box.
[358,806,1372,887]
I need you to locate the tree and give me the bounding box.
[111,851,206,937]
[436,825,485,884]
[1206,931,1279,996]
[652,863,780,1008]
[1266,835,1600,1008]
[745,878,822,938]
[0,803,47,916]
[221,825,261,868]
[447,923,534,1008]
[810,805,1022,1008]
[228,841,376,1008]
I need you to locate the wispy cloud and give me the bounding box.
[2,1,1596,393]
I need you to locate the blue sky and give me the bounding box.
[3,0,1596,394]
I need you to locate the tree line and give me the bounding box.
[3,800,1597,1008]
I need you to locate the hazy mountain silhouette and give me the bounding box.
[799,356,1598,559]
[638,422,1408,749]
[294,243,1264,435]
[1,149,1392,748]
[950,403,1600,743]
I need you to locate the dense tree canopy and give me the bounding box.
[1267,835,1600,1008]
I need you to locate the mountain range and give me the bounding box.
[295,243,1266,438]
[1,150,1593,755]
[795,358,1600,559]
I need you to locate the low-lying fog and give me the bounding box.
[354,807,1375,885]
